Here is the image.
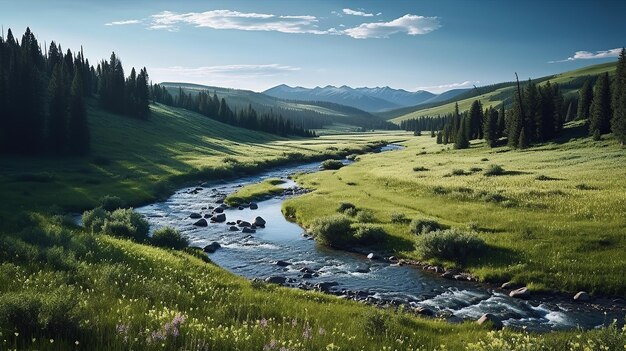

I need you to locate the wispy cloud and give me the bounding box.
[105,19,142,26]
[153,64,300,78]
[342,8,376,17]
[549,48,622,63]
[148,10,330,34]
[415,80,478,93]
[107,10,441,39]
[343,14,441,39]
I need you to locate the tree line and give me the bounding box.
[402,49,626,149]
[151,85,316,137]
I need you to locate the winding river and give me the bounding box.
[136,145,624,332]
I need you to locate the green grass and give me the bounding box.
[0,100,404,216]
[283,123,626,296]
[389,62,617,122]
[225,178,286,206]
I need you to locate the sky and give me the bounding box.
[1,0,625,93]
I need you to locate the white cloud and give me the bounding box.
[549,48,622,63]
[148,10,329,34]
[343,14,441,39]
[105,19,142,26]
[153,64,300,78]
[415,80,478,93]
[343,8,375,17]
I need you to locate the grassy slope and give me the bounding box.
[284,124,626,296]
[0,101,401,215]
[389,62,617,123]
[225,178,286,206]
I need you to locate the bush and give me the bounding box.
[416,228,486,263]
[450,169,467,176]
[337,202,356,213]
[346,154,359,161]
[413,166,429,172]
[98,195,125,211]
[320,159,344,170]
[309,215,353,247]
[390,212,409,224]
[410,218,443,234]
[469,167,483,173]
[344,207,358,217]
[353,225,386,244]
[355,209,375,223]
[151,226,189,250]
[102,208,150,241]
[82,207,109,233]
[484,164,505,176]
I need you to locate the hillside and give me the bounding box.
[387,62,617,123]
[264,84,436,112]
[0,100,402,215]
[159,82,390,130]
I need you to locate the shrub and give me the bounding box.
[363,311,388,335]
[416,228,486,263]
[433,186,449,194]
[410,218,443,235]
[469,167,483,173]
[344,207,358,217]
[353,225,386,244]
[480,158,489,161]
[484,164,505,176]
[413,166,429,172]
[82,207,109,233]
[450,169,467,176]
[355,209,375,223]
[309,215,353,247]
[321,159,344,170]
[98,195,125,211]
[346,154,359,161]
[152,227,189,250]
[102,208,150,241]
[337,202,356,213]
[390,212,409,224]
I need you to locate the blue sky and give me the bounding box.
[1,0,624,93]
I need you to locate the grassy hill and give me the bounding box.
[159,82,388,130]
[0,100,402,215]
[386,62,617,123]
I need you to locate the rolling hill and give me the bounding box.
[263,84,436,112]
[159,82,392,131]
[386,62,617,123]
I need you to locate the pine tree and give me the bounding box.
[468,100,483,139]
[497,105,506,138]
[483,106,498,147]
[454,117,470,149]
[508,93,523,148]
[518,129,528,149]
[611,48,626,145]
[436,131,442,144]
[47,62,69,152]
[577,79,593,120]
[589,72,612,136]
[68,70,90,155]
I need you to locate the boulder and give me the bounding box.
[238,221,252,227]
[276,260,291,267]
[253,216,266,227]
[241,227,256,234]
[414,306,435,316]
[315,282,338,293]
[211,213,226,222]
[302,273,313,279]
[299,267,315,274]
[366,253,379,260]
[193,218,208,227]
[441,271,455,279]
[354,268,370,274]
[229,226,239,231]
[214,207,224,214]
[238,206,244,210]
[203,242,221,253]
[476,313,503,329]
[250,202,258,210]
[227,221,236,225]
[501,281,517,289]
[509,287,530,299]
[265,276,287,284]
[204,214,211,218]
[189,213,202,219]
[574,291,590,302]
[220,204,229,209]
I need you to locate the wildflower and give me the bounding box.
[50,339,54,343]
[303,324,312,340]
[263,339,278,350]
[259,318,268,328]
[318,327,326,336]
[75,341,80,345]
[291,318,297,327]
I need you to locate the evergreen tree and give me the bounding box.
[589,72,612,136]
[518,129,528,149]
[454,117,470,149]
[577,79,593,120]
[468,100,483,139]
[508,93,523,148]
[497,105,506,138]
[565,101,575,122]
[68,70,90,155]
[47,62,69,152]
[436,131,442,144]
[483,106,498,147]
[611,48,626,145]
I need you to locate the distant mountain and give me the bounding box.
[263,84,435,112]
[421,88,470,105]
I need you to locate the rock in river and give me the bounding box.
[249,202,258,210]
[253,216,266,227]
[211,213,226,222]
[189,212,202,219]
[476,313,503,329]
[213,207,224,214]
[238,221,251,227]
[229,226,239,231]
[241,227,256,234]
[509,287,530,299]
[265,276,287,284]
[203,242,221,253]
[574,291,590,301]
[276,260,291,267]
[193,218,208,227]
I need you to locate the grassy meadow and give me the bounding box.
[225,178,287,206]
[284,122,626,296]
